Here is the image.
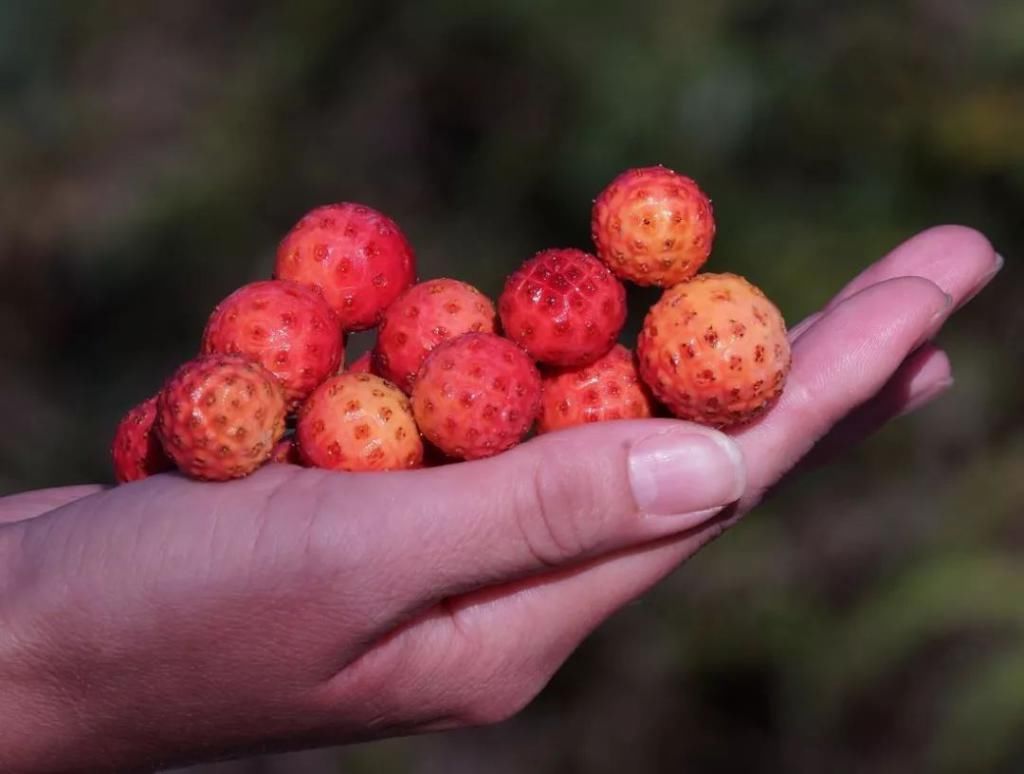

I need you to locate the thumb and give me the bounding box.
[319,419,746,616]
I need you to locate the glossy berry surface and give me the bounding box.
[374,278,497,393]
[111,396,174,483]
[637,273,790,427]
[201,280,344,409]
[498,248,626,367]
[592,166,715,287]
[275,202,416,331]
[412,332,541,460]
[156,355,287,480]
[538,345,655,433]
[297,373,423,472]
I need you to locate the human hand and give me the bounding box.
[0,226,1001,772]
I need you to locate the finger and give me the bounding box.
[789,225,1000,345]
[348,275,959,722]
[498,279,955,642]
[328,531,702,729]
[368,277,948,630]
[733,275,951,496]
[305,419,746,613]
[0,485,105,524]
[802,344,952,466]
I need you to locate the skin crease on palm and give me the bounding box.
[0,226,1003,773]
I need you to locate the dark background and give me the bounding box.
[2,1,1023,772]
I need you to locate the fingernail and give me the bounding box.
[958,252,1005,309]
[628,430,745,517]
[899,376,954,417]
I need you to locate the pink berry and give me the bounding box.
[374,278,497,393]
[111,396,174,483]
[411,333,541,460]
[297,373,423,472]
[201,280,344,410]
[592,166,715,287]
[274,203,416,331]
[538,345,655,433]
[637,273,790,427]
[156,355,287,481]
[498,248,626,367]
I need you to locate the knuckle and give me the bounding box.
[514,460,599,567]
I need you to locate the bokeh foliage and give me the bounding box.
[1,1,1022,772]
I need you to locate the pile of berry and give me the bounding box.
[112,166,791,483]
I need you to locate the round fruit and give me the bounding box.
[111,396,174,483]
[297,373,423,472]
[201,279,344,409]
[156,355,287,481]
[412,332,542,460]
[374,278,497,393]
[537,345,655,434]
[498,248,626,367]
[274,202,416,331]
[637,273,790,427]
[592,166,715,287]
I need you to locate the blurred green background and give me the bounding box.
[2,0,1023,772]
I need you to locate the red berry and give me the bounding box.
[592,166,715,287]
[637,273,790,427]
[374,278,497,393]
[538,345,655,434]
[201,280,344,409]
[274,203,416,331]
[412,332,541,460]
[156,355,287,481]
[346,351,374,374]
[498,248,626,367]
[111,396,174,483]
[297,373,423,472]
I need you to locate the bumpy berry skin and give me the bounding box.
[269,438,303,465]
[156,355,287,481]
[498,248,626,367]
[374,278,497,393]
[111,396,174,483]
[637,273,790,428]
[538,345,655,434]
[412,333,542,460]
[346,351,373,374]
[201,280,344,409]
[297,373,423,472]
[592,166,715,287]
[274,203,416,331]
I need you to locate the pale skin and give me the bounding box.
[0,226,1002,773]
